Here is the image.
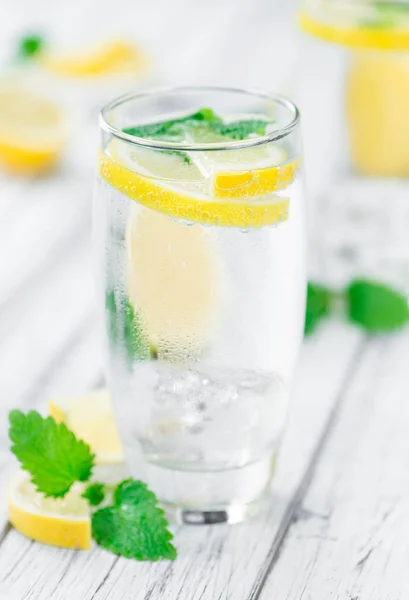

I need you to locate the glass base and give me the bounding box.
[143,453,277,525]
[162,497,269,525]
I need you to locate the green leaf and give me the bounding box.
[123,108,221,140]
[211,119,270,140]
[17,35,45,59]
[114,478,158,508]
[361,4,409,29]
[304,282,333,336]
[106,291,153,361]
[9,410,94,498]
[92,478,176,561]
[82,482,106,506]
[347,279,409,332]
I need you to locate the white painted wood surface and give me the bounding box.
[0,0,408,598]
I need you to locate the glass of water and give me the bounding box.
[94,87,306,524]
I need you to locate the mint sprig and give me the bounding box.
[9,410,94,498]
[123,107,273,154]
[17,34,45,60]
[123,108,222,140]
[9,410,177,561]
[304,282,332,336]
[92,479,176,561]
[361,4,409,29]
[114,478,159,507]
[82,482,106,507]
[305,278,409,335]
[211,119,270,140]
[347,280,409,332]
[106,290,155,362]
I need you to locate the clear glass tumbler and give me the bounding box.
[297,1,409,291]
[94,86,306,523]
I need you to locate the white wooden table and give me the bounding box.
[1,1,409,598]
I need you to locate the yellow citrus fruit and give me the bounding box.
[299,11,409,50]
[0,85,66,175]
[8,471,91,550]
[346,53,409,176]
[49,390,123,465]
[42,40,148,78]
[99,142,292,228]
[126,206,220,359]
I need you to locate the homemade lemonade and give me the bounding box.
[95,89,305,522]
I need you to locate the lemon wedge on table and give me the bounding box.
[99,141,294,228]
[42,40,148,78]
[0,85,67,175]
[49,391,124,465]
[8,471,91,550]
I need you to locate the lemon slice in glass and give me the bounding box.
[188,126,299,198]
[100,141,290,228]
[126,206,220,360]
[8,471,91,550]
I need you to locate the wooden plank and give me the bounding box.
[0,172,90,315]
[0,232,94,423]
[0,323,365,599]
[0,452,11,543]
[258,330,409,600]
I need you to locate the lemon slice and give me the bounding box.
[49,391,124,465]
[185,125,299,198]
[0,85,67,175]
[299,10,409,50]
[346,54,409,176]
[126,206,220,359]
[42,40,148,78]
[212,146,300,199]
[100,143,290,228]
[8,471,91,550]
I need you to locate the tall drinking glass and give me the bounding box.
[297,1,409,291]
[94,87,306,523]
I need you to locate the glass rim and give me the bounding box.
[303,0,409,11]
[99,86,300,152]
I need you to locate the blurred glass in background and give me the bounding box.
[296,0,409,299]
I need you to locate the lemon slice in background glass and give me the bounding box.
[0,84,67,175]
[346,53,409,176]
[299,1,409,50]
[8,471,91,550]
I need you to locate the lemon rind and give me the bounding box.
[299,11,409,50]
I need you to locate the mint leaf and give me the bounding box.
[211,119,270,140]
[347,279,409,332]
[17,35,45,59]
[305,282,332,336]
[106,291,153,361]
[92,478,176,561]
[82,482,105,506]
[9,410,94,498]
[123,108,221,140]
[361,4,409,29]
[114,479,158,507]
